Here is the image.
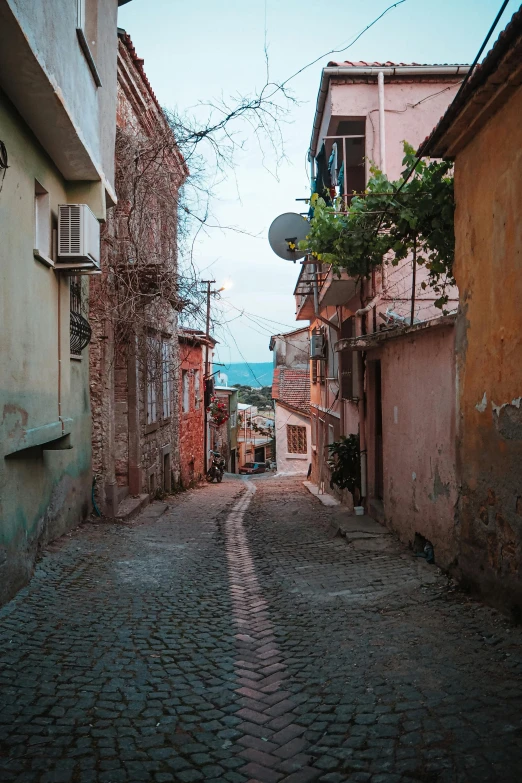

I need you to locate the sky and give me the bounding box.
[118,0,519,367]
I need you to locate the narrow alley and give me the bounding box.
[1,476,521,783]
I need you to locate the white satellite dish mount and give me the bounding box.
[268,212,309,262]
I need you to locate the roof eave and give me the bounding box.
[310,65,469,159]
[421,8,522,158]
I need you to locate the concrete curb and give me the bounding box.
[302,480,341,506]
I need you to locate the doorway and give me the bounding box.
[163,452,171,493]
[254,447,265,463]
[230,449,236,474]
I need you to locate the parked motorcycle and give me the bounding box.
[206,452,225,483]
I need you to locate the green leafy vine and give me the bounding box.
[300,143,455,311]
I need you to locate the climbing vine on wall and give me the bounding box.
[300,143,455,310]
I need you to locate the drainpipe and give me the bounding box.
[377,71,389,295]
[336,305,345,438]
[354,298,381,501]
[57,276,63,431]
[378,71,386,174]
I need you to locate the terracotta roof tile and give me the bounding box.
[118,29,163,114]
[272,368,310,416]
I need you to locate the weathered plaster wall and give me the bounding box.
[4,0,118,188]
[329,79,462,177]
[366,326,458,568]
[275,405,311,476]
[453,84,522,612]
[0,92,92,604]
[272,330,309,369]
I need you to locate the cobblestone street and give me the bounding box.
[1,475,522,783]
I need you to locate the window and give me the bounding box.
[146,337,159,425]
[287,425,307,454]
[76,0,102,87]
[341,317,355,400]
[330,326,339,377]
[182,370,190,413]
[194,370,200,409]
[334,119,366,201]
[34,180,50,258]
[230,412,237,428]
[162,341,171,420]
[318,359,326,385]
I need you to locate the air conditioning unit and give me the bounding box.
[310,332,325,359]
[57,204,100,270]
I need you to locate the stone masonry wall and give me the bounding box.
[178,339,205,487]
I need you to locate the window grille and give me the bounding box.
[70,278,92,355]
[162,341,171,419]
[182,370,190,413]
[194,370,200,409]
[287,424,307,454]
[146,336,159,424]
[341,316,355,400]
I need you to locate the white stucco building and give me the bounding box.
[270,329,311,475]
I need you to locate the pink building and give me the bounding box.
[294,62,468,566]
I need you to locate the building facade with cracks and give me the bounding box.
[0,0,129,604]
[422,8,522,615]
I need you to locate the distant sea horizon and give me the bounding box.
[217,362,273,388]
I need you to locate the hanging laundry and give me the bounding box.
[338,161,345,196]
[328,142,338,187]
[314,143,332,204]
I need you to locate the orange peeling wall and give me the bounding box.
[453,84,522,613]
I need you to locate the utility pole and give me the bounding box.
[202,280,215,475]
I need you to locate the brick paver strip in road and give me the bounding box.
[222,484,309,781]
[1,475,522,782]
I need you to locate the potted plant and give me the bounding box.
[327,434,362,512]
[207,396,230,427]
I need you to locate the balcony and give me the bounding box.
[318,266,358,307]
[294,263,328,321]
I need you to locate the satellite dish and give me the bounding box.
[268,213,309,261]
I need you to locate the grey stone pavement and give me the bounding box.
[1,475,522,783]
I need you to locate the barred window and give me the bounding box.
[182,370,190,413]
[162,341,171,420]
[287,425,307,454]
[146,336,159,425]
[194,369,201,409]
